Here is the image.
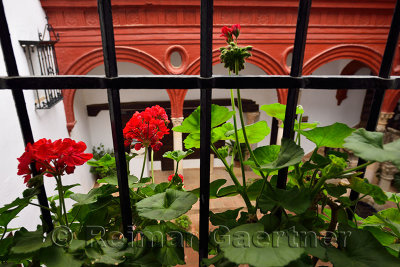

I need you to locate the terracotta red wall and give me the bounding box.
[40,0,399,132]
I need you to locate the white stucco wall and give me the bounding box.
[299,59,369,153]
[0,0,95,231]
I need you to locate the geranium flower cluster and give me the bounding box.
[168,174,184,183]
[220,24,241,43]
[123,105,170,151]
[17,138,93,183]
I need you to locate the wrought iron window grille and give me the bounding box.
[20,17,62,109]
[1,0,400,266]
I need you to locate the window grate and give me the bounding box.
[20,40,62,109]
[1,0,400,265]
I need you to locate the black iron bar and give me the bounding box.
[97,0,133,242]
[0,0,53,232]
[350,0,400,203]
[199,0,213,265]
[277,0,312,189]
[270,117,279,145]
[1,75,400,90]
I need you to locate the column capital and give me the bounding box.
[171,117,184,127]
[377,112,394,132]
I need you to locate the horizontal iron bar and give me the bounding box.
[1,75,400,90]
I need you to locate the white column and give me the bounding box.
[171,117,184,175]
[276,119,283,145]
[364,112,394,185]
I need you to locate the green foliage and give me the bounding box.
[348,177,388,204]
[219,223,304,267]
[70,184,118,206]
[174,214,192,231]
[300,122,355,148]
[97,174,139,188]
[87,153,116,177]
[326,225,400,267]
[344,128,400,170]
[245,139,304,171]
[259,186,312,214]
[136,189,198,220]
[163,149,194,163]
[172,104,234,133]
[224,121,270,144]
[219,42,252,73]
[260,103,304,122]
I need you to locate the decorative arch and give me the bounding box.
[336,60,373,105]
[62,46,169,134]
[303,45,381,75]
[382,90,400,113]
[185,47,288,104]
[185,47,287,75]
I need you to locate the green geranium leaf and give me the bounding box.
[362,208,400,237]
[210,208,242,229]
[217,145,230,159]
[97,174,139,188]
[163,149,194,163]
[70,184,118,206]
[348,177,388,205]
[136,189,197,220]
[326,225,400,267]
[259,186,312,214]
[344,128,400,170]
[11,227,51,254]
[246,139,304,171]
[224,121,270,144]
[85,241,128,265]
[300,122,355,148]
[173,105,234,133]
[39,246,82,267]
[184,124,233,149]
[143,223,167,244]
[191,179,234,199]
[165,221,199,251]
[294,121,320,131]
[219,223,304,267]
[154,242,185,266]
[0,188,40,227]
[246,179,265,200]
[362,226,397,247]
[261,103,304,121]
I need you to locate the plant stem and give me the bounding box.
[234,82,271,186]
[340,161,374,175]
[255,172,270,210]
[140,146,148,180]
[28,202,52,212]
[151,149,154,182]
[230,88,246,187]
[211,143,254,213]
[309,169,319,188]
[56,176,69,227]
[0,226,7,241]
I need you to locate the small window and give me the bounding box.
[20,23,62,109]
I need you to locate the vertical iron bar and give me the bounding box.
[270,117,279,145]
[199,0,213,265]
[277,0,312,189]
[350,0,400,202]
[0,0,53,232]
[97,0,133,241]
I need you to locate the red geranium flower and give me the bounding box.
[168,174,184,183]
[17,138,93,184]
[220,26,233,43]
[231,24,240,38]
[123,105,170,151]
